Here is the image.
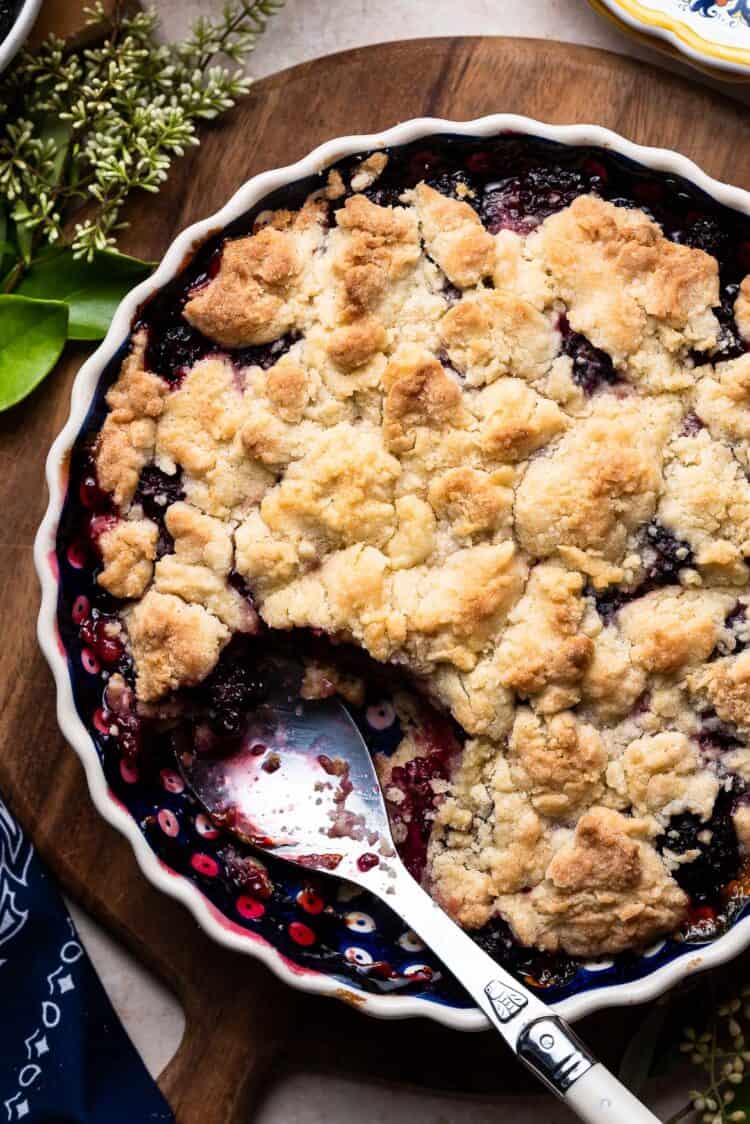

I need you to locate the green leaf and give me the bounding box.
[0,296,68,412]
[16,249,153,340]
[0,206,7,276]
[39,118,72,185]
[618,1001,671,1096]
[15,220,33,266]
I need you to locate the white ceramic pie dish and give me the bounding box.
[34,112,750,1029]
[0,0,41,74]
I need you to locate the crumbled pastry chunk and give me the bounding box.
[618,588,734,676]
[474,377,567,463]
[97,518,159,599]
[689,650,750,735]
[125,590,230,701]
[733,803,750,855]
[694,353,750,464]
[349,151,388,193]
[151,502,255,632]
[507,808,688,956]
[408,183,495,288]
[382,346,468,453]
[155,356,272,520]
[429,738,551,930]
[659,428,750,579]
[264,356,313,423]
[735,275,750,343]
[428,466,514,539]
[610,731,718,824]
[493,229,552,309]
[96,332,168,508]
[184,211,323,347]
[95,172,750,960]
[332,193,421,320]
[533,194,719,390]
[580,625,647,723]
[236,423,400,591]
[508,709,607,818]
[515,395,675,563]
[440,289,558,386]
[258,538,526,672]
[493,564,593,708]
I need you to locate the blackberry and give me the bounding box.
[658,789,740,906]
[145,319,213,381]
[364,184,405,208]
[425,169,479,201]
[697,721,743,755]
[231,332,299,371]
[592,522,694,621]
[680,412,704,436]
[672,215,728,259]
[197,639,270,735]
[641,522,693,585]
[480,166,592,234]
[592,588,629,622]
[691,283,745,368]
[474,918,578,988]
[561,324,619,395]
[134,465,184,557]
[724,604,750,655]
[134,465,184,522]
[442,282,463,307]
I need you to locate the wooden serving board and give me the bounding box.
[4,37,750,1122]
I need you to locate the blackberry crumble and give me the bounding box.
[63,135,750,973]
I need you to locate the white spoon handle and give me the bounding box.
[388,865,660,1124]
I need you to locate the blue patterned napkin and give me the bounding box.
[0,795,174,1123]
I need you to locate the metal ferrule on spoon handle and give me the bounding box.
[388,864,660,1124]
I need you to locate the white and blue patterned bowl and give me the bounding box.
[34,115,750,1029]
[591,0,750,78]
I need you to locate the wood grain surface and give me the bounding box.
[3,37,750,1123]
[27,0,129,48]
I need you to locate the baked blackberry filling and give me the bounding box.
[480,165,601,234]
[559,316,619,395]
[58,134,750,991]
[659,787,742,907]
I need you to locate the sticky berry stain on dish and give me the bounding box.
[55,133,750,1008]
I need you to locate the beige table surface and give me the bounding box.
[65,1,738,1120]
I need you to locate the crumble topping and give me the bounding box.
[92,152,750,958]
[97,517,158,600]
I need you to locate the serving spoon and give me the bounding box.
[176,691,660,1124]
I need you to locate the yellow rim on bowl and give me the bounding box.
[596,0,750,74]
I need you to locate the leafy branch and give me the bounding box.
[0,0,283,411]
[668,989,750,1124]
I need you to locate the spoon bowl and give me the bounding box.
[177,693,397,884]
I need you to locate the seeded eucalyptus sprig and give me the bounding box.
[0,0,283,411]
[671,991,750,1124]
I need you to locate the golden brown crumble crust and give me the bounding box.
[95,161,750,958]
